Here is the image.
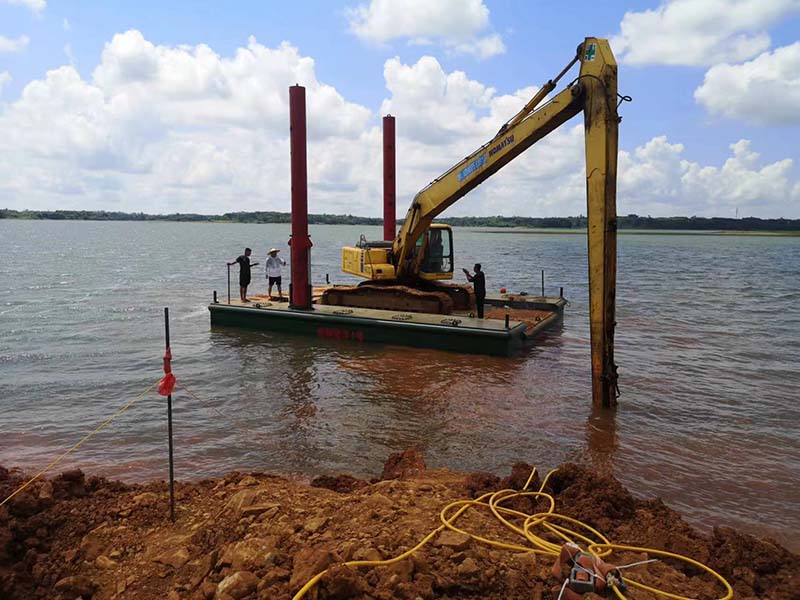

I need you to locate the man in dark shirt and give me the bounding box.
[228,247,258,303]
[463,263,486,318]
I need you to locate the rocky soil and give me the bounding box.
[1,452,797,600]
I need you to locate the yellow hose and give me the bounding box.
[589,543,734,600]
[291,467,733,600]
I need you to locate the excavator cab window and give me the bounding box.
[420,228,453,275]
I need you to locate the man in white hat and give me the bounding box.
[265,248,287,300]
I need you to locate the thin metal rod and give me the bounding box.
[554,53,581,86]
[501,53,580,132]
[164,307,175,523]
[226,264,231,305]
[541,269,545,297]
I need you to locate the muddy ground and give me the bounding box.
[1,452,797,600]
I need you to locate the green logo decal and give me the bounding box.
[585,43,597,62]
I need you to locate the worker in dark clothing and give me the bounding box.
[228,247,259,303]
[463,263,486,318]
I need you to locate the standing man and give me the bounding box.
[462,263,486,318]
[228,248,258,303]
[265,248,287,300]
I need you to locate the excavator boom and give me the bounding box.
[334,38,622,407]
[391,38,620,406]
[393,83,583,276]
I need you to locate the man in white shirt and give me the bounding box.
[265,248,287,300]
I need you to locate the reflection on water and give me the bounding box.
[585,406,619,477]
[284,343,319,424]
[0,221,798,551]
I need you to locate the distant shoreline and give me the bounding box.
[2,208,799,234]
[477,228,800,237]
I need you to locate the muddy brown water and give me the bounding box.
[1,221,798,551]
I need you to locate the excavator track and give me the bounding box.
[423,282,475,311]
[321,284,454,314]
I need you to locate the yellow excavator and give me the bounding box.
[322,37,623,406]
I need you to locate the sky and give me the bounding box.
[0,0,799,218]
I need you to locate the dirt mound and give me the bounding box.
[1,458,796,600]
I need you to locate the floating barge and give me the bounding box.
[208,289,565,356]
[208,86,566,357]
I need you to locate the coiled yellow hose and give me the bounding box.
[292,468,733,600]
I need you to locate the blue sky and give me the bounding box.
[1,0,799,217]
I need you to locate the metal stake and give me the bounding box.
[164,307,176,523]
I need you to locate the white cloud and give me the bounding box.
[612,0,800,66]
[0,34,30,53]
[0,71,10,93]
[450,33,505,60]
[89,31,370,137]
[0,30,375,214]
[383,57,800,218]
[618,136,799,217]
[682,140,797,211]
[694,42,800,124]
[380,56,496,145]
[619,136,687,204]
[4,0,45,15]
[348,0,488,42]
[0,33,797,218]
[347,0,505,59]
[375,55,589,216]
[62,17,71,31]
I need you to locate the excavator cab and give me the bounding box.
[418,224,454,280]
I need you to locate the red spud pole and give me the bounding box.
[383,114,396,241]
[289,85,312,309]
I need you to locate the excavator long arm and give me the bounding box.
[393,83,583,274]
[581,41,620,408]
[394,38,621,406]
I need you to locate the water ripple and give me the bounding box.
[0,221,798,551]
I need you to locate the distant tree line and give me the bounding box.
[437,216,586,228]
[0,209,382,225]
[218,211,383,225]
[1,209,798,231]
[438,214,800,231]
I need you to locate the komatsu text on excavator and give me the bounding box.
[321,37,624,407]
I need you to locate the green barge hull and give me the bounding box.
[208,294,566,356]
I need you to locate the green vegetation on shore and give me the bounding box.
[0,209,382,225]
[2,208,799,232]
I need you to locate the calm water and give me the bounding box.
[1,221,798,550]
